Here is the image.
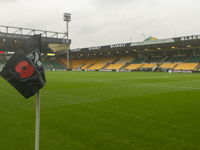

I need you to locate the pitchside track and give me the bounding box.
[1,71,200,150]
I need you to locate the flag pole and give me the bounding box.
[35,90,40,150]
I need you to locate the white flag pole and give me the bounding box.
[35,90,40,150]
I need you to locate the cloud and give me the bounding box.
[92,0,139,6]
[0,0,200,49]
[0,0,20,3]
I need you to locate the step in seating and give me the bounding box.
[174,63,199,70]
[106,56,135,69]
[186,56,200,63]
[159,63,177,69]
[141,63,157,68]
[43,60,66,70]
[125,64,143,70]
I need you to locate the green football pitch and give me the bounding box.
[1,71,200,150]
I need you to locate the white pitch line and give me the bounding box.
[96,80,200,90]
[132,83,200,90]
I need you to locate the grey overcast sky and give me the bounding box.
[0,0,200,49]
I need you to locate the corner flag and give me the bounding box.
[0,34,46,99]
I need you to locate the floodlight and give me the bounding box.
[63,13,71,22]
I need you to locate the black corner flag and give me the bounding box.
[0,35,46,99]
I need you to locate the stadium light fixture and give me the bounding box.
[63,13,71,69]
[63,13,71,22]
[63,13,71,37]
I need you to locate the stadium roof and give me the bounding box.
[0,25,71,53]
[70,34,200,55]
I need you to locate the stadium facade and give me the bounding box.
[65,34,200,73]
[69,34,200,57]
[0,25,200,72]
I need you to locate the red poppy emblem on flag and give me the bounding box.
[15,61,34,78]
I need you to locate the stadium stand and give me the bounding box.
[105,56,135,69]
[158,63,178,69]
[50,61,66,69]
[0,60,8,65]
[115,56,135,64]
[141,63,157,69]
[58,55,200,71]
[89,57,118,70]
[43,60,66,70]
[130,58,146,64]
[60,58,72,68]
[158,55,200,71]
[125,64,143,70]
[144,57,164,63]
[43,61,54,70]
[174,63,199,70]
[173,56,189,63]
[163,56,173,63]
[106,64,125,70]
[186,56,200,63]
[164,56,189,63]
[80,58,101,69]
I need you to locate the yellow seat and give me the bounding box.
[159,63,177,69]
[174,63,199,70]
[125,64,143,69]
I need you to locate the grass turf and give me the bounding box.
[0,71,200,149]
